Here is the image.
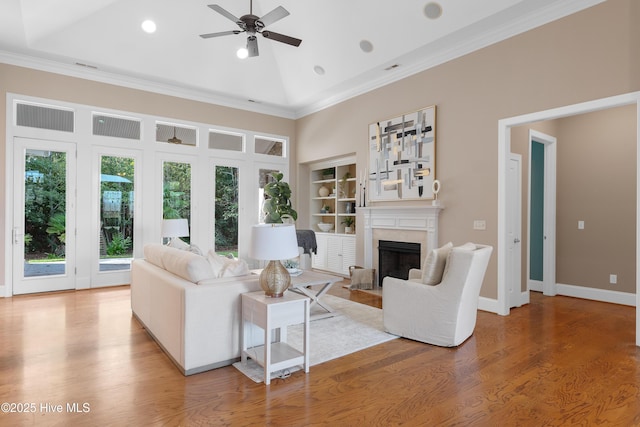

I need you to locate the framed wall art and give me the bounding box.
[367,105,436,202]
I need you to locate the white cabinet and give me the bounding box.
[312,234,356,276]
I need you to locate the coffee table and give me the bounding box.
[288,270,342,320]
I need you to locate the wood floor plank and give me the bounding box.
[1,284,640,426]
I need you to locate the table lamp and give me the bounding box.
[249,224,299,297]
[162,218,189,245]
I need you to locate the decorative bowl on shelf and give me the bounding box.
[317,223,334,232]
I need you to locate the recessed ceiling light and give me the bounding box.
[424,2,443,19]
[359,40,374,53]
[141,20,157,34]
[313,65,326,76]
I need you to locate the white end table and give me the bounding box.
[241,290,309,385]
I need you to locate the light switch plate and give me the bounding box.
[578,220,585,229]
[473,220,486,230]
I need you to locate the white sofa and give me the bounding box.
[382,244,493,347]
[131,244,261,375]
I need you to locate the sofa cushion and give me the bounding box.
[421,242,453,285]
[144,243,166,269]
[144,243,215,283]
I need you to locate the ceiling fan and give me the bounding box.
[199,1,302,58]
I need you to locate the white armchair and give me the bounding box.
[382,244,493,347]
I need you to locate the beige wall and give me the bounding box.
[2,0,639,300]
[512,105,636,294]
[295,0,640,299]
[0,64,296,287]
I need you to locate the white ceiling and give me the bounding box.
[0,0,602,118]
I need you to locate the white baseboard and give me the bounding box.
[555,283,635,306]
[478,296,499,314]
[477,283,635,315]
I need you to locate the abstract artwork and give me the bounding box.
[367,106,436,201]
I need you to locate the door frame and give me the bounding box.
[506,153,523,308]
[12,137,77,295]
[527,130,557,296]
[498,91,640,347]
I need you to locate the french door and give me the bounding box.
[13,138,77,295]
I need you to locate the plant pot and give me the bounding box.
[344,226,353,234]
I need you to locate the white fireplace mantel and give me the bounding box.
[359,205,444,270]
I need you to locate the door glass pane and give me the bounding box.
[24,149,67,277]
[163,162,192,243]
[215,166,239,256]
[100,156,135,272]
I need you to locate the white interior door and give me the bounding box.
[507,153,522,308]
[13,138,77,295]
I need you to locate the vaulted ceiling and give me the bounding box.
[0,0,602,118]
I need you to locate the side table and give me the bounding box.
[241,290,310,385]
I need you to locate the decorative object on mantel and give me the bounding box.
[432,179,441,206]
[249,224,299,297]
[368,105,437,201]
[318,185,330,197]
[262,172,298,223]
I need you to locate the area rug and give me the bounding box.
[234,294,397,383]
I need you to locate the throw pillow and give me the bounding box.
[206,250,249,278]
[168,238,190,251]
[442,242,477,279]
[421,242,453,285]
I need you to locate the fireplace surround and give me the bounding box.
[360,206,443,285]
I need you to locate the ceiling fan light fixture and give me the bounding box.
[237,47,249,59]
[247,35,259,57]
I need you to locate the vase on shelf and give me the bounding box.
[318,185,330,197]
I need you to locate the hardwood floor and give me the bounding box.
[1,283,640,426]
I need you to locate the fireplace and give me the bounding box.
[378,240,421,286]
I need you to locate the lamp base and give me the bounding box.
[259,260,292,297]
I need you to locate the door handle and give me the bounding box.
[13,227,23,244]
[514,238,521,244]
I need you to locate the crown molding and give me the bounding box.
[0,50,297,120]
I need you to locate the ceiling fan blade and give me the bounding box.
[200,30,241,39]
[208,4,241,24]
[259,6,289,27]
[262,31,302,47]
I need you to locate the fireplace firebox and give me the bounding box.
[378,240,421,286]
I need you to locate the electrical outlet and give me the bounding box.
[610,274,617,284]
[473,220,486,230]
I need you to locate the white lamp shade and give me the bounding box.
[249,224,299,261]
[162,218,190,238]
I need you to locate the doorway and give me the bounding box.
[528,130,556,297]
[13,138,77,295]
[498,91,640,347]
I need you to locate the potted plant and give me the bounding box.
[321,168,334,180]
[262,172,298,223]
[342,216,355,234]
